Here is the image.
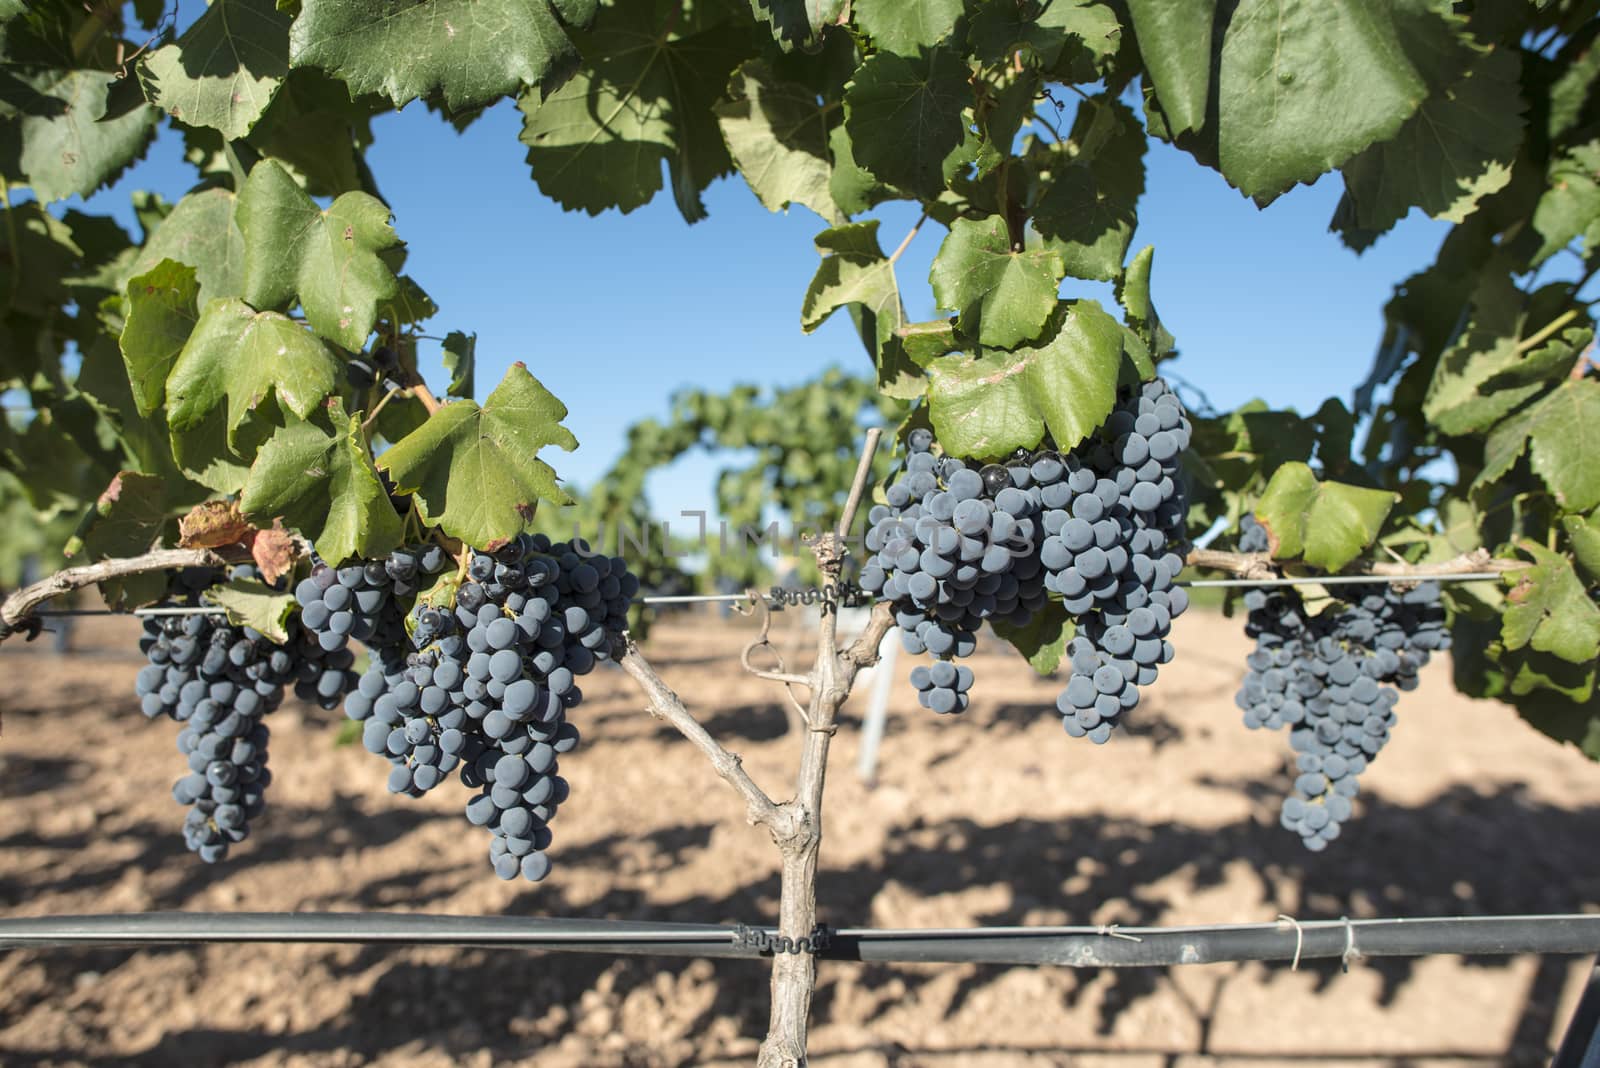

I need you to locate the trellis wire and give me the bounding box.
[1,912,1597,968]
[21,571,1506,619]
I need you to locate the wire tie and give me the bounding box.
[1276,913,1304,971]
[1097,923,1143,943]
[1340,915,1361,972]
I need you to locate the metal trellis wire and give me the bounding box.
[20,571,1508,620]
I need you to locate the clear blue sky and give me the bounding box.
[72,85,1454,519]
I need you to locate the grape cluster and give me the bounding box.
[862,377,1191,740]
[1043,380,1190,742]
[1234,518,1450,849]
[134,567,357,862]
[316,534,638,882]
[859,426,1047,715]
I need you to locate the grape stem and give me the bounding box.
[1184,546,1523,582]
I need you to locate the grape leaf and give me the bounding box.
[139,0,291,140]
[895,319,960,365]
[826,122,894,216]
[1526,378,1600,515]
[208,576,297,644]
[745,0,845,50]
[1253,462,1397,571]
[242,68,376,197]
[1116,245,1175,360]
[969,0,1119,79]
[377,363,578,549]
[236,159,399,349]
[990,599,1074,675]
[929,216,1065,349]
[926,300,1128,459]
[1564,512,1600,585]
[799,221,921,400]
[1201,0,1473,203]
[1532,142,1600,267]
[288,0,599,110]
[1333,49,1524,246]
[1502,540,1600,665]
[715,60,837,222]
[853,0,964,55]
[64,471,171,609]
[1423,289,1583,436]
[843,45,973,199]
[177,499,256,549]
[519,0,752,223]
[442,330,476,399]
[241,398,404,565]
[166,296,342,449]
[1034,96,1145,281]
[120,259,199,417]
[1124,0,1216,136]
[127,187,246,303]
[12,68,158,203]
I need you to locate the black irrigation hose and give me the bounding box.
[2,912,1599,967]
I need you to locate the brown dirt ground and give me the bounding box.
[1,607,1598,1067]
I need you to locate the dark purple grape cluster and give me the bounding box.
[1234,517,1450,850]
[859,426,1049,714]
[331,534,637,882]
[862,376,1190,739]
[135,567,357,863]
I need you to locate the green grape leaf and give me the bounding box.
[208,576,297,644]
[1423,288,1584,436]
[244,68,377,197]
[236,160,399,349]
[1565,512,1600,585]
[853,0,963,54]
[1125,0,1216,136]
[1034,95,1145,281]
[241,398,404,565]
[826,122,894,216]
[442,330,476,399]
[1532,143,1600,267]
[990,599,1073,676]
[970,0,1120,73]
[166,296,342,448]
[895,319,960,365]
[1206,0,1473,203]
[127,187,246,303]
[65,471,171,609]
[746,0,845,50]
[377,363,578,549]
[843,45,973,199]
[800,221,922,399]
[288,0,599,110]
[119,259,199,418]
[518,0,752,223]
[1253,461,1398,571]
[1502,541,1600,665]
[170,405,259,494]
[10,69,158,203]
[1526,378,1600,514]
[926,300,1128,459]
[1116,245,1176,360]
[716,60,838,222]
[140,0,291,139]
[929,215,1065,349]
[1333,49,1524,245]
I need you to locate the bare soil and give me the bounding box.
[1,608,1598,1067]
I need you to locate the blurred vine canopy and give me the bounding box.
[2,0,1600,1056]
